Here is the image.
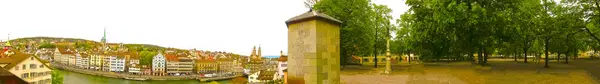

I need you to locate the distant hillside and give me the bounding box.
[8,36,172,51]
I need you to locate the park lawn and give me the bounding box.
[341,60,599,84]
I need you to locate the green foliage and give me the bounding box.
[313,0,394,65]
[397,0,597,66]
[52,70,63,84]
[139,50,158,66]
[38,43,56,48]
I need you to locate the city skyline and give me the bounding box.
[0,0,408,56]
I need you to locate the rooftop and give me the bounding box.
[285,10,342,25]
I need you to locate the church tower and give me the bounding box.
[257,45,261,57]
[101,27,107,51]
[4,34,11,51]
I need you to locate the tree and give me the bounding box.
[313,0,393,66]
[38,43,56,48]
[52,70,63,84]
[139,51,158,66]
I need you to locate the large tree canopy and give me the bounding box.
[312,0,394,66]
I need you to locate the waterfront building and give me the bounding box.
[53,48,74,65]
[68,53,77,66]
[165,53,194,75]
[247,46,263,75]
[0,50,53,84]
[76,53,90,69]
[276,51,287,80]
[194,59,217,74]
[152,52,166,76]
[89,52,103,70]
[102,53,111,72]
[108,52,126,72]
[216,57,234,74]
[128,64,141,74]
[140,65,152,75]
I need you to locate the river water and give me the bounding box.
[58,70,230,84]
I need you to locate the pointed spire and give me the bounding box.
[258,44,261,57]
[250,45,257,57]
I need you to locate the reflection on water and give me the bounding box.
[58,70,230,84]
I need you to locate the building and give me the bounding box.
[102,52,112,72]
[53,48,74,65]
[152,52,166,76]
[248,70,277,83]
[0,50,53,84]
[68,53,78,66]
[0,68,28,84]
[89,52,103,70]
[108,52,126,72]
[76,53,90,69]
[128,64,141,74]
[194,59,217,74]
[128,53,140,74]
[247,46,263,75]
[140,65,152,75]
[217,57,234,75]
[165,53,194,75]
[276,51,287,80]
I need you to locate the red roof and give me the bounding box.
[165,53,178,62]
[278,56,287,62]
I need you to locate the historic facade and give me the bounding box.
[247,46,263,75]
[0,50,52,84]
[152,52,166,75]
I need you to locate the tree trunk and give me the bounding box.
[544,38,549,68]
[478,48,483,66]
[514,52,518,62]
[557,52,561,62]
[408,52,411,63]
[483,48,488,65]
[524,41,528,63]
[469,48,475,63]
[565,51,569,64]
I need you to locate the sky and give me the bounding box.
[0,0,409,56]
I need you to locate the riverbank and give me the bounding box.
[51,63,241,81]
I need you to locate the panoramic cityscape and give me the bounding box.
[2,0,600,84]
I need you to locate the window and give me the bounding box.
[363,59,369,62]
[281,64,287,67]
[40,65,44,68]
[30,57,34,60]
[22,65,26,70]
[15,66,19,70]
[22,73,29,78]
[30,64,37,69]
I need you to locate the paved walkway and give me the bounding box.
[341,60,599,84]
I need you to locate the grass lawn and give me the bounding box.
[341,59,599,84]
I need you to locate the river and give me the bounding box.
[58,70,231,84]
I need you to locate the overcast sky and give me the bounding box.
[0,0,408,56]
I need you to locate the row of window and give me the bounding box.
[30,79,51,84]
[21,71,51,79]
[15,64,45,71]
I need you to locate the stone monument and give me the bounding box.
[285,10,342,84]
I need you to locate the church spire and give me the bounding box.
[250,45,257,57]
[258,44,261,57]
[101,27,106,43]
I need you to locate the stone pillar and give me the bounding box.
[285,10,342,84]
